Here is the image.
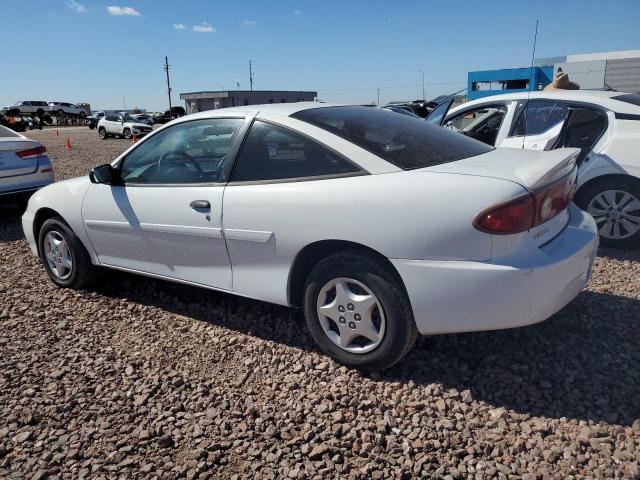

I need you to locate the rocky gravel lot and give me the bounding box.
[1,128,639,479]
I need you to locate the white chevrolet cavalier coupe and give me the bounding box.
[22,103,598,370]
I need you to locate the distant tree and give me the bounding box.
[131,107,142,114]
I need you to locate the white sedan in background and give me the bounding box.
[22,104,598,369]
[0,125,54,206]
[428,90,640,248]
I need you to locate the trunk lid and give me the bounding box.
[422,147,580,249]
[423,147,579,192]
[0,136,43,178]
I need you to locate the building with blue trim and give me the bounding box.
[468,66,554,100]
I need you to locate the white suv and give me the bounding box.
[48,102,87,117]
[3,101,49,116]
[97,114,153,140]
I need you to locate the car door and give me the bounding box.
[425,97,454,127]
[500,100,568,150]
[82,116,247,289]
[222,115,365,303]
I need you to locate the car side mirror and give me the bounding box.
[89,164,118,184]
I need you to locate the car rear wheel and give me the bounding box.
[123,128,132,139]
[576,177,640,248]
[303,250,417,371]
[98,127,107,139]
[38,218,97,289]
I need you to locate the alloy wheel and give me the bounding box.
[316,277,386,354]
[43,230,73,280]
[587,189,640,240]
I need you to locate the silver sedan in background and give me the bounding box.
[0,125,54,207]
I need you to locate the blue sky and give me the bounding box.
[2,0,639,111]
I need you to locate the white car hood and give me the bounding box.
[125,122,149,129]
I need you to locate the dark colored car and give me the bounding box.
[154,106,186,124]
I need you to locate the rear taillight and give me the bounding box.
[474,170,577,235]
[16,145,46,159]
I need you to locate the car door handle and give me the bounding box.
[190,200,210,210]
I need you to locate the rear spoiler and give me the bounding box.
[515,147,579,190]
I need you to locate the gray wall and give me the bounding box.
[555,60,606,90]
[605,58,640,92]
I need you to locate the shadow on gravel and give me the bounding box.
[597,246,640,261]
[93,269,640,426]
[0,205,25,242]
[390,290,640,426]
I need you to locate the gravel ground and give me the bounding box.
[1,128,639,479]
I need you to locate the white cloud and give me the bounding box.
[106,5,140,16]
[174,23,186,30]
[242,20,257,27]
[293,9,301,15]
[192,22,215,33]
[66,0,87,13]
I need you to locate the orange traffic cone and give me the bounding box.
[65,138,72,150]
[132,133,138,143]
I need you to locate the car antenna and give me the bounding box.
[523,19,539,149]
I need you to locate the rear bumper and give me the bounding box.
[392,205,598,335]
[0,170,54,198]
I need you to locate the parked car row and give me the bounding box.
[2,100,87,117]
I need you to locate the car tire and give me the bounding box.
[38,217,97,289]
[98,127,107,139]
[303,250,418,371]
[575,177,640,248]
[123,128,132,139]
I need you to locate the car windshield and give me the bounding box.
[292,106,493,170]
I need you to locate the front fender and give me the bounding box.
[22,176,96,261]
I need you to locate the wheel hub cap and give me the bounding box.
[316,277,386,354]
[44,230,73,280]
[587,189,640,240]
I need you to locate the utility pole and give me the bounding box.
[420,70,425,101]
[249,60,254,91]
[164,56,173,115]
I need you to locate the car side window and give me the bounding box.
[557,107,607,163]
[231,120,361,182]
[510,100,568,137]
[443,105,507,146]
[119,118,244,185]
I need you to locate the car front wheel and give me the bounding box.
[576,178,640,248]
[303,250,417,371]
[38,218,97,289]
[123,128,132,139]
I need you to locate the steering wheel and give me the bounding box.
[158,150,203,175]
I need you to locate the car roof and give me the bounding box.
[451,90,640,115]
[186,102,341,121]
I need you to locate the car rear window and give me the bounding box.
[613,94,640,107]
[292,106,492,170]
